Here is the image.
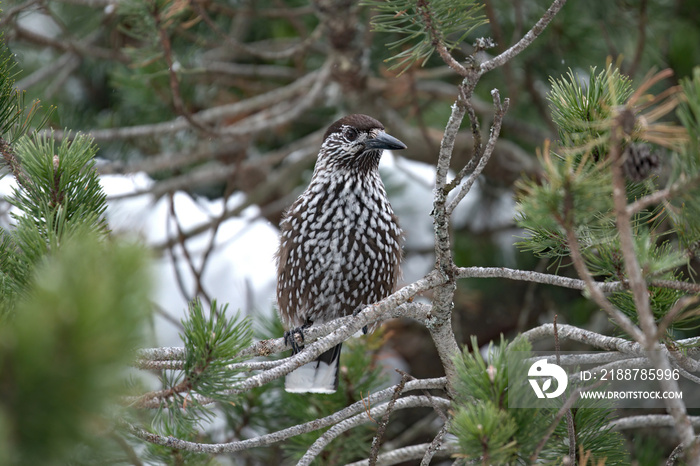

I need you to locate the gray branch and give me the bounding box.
[297,395,451,466]
[346,441,458,466]
[610,415,700,431]
[479,0,568,74]
[125,378,447,454]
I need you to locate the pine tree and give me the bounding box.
[1,0,700,464]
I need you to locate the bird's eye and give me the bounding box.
[343,127,358,141]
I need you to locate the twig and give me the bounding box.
[420,423,449,466]
[560,205,645,341]
[668,441,690,466]
[0,0,40,29]
[133,301,433,370]
[657,296,700,339]
[164,201,195,305]
[46,68,325,142]
[154,7,218,137]
[626,0,648,77]
[626,174,700,216]
[479,0,568,74]
[133,273,443,408]
[346,441,457,466]
[609,415,700,431]
[553,316,577,465]
[446,89,510,215]
[456,266,621,292]
[415,0,468,77]
[520,323,639,352]
[610,115,655,339]
[124,379,447,453]
[167,192,212,305]
[134,358,285,372]
[13,23,128,62]
[361,392,378,424]
[530,378,607,462]
[368,373,410,466]
[297,396,451,466]
[610,110,699,462]
[190,0,323,60]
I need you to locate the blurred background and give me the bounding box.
[1,0,699,461]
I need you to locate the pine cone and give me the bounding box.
[622,143,660,182]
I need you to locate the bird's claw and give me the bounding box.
[284,322,311,353]
[352,306,369,334]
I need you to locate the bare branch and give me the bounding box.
[346,441,458,466]
[13,23,127,62]
[609,415,700,431]
[297,395,451,466]
[369,373,410,466]
[420,423,449,466]
[190,0,323,61]
[626,174,700,216]
[47,68,326,142]
[446,89,510,215]
[479,0,568,74]
[521,323,639,352]
[131,275,442,409]
[125,378,447,453]
[456,266,621,292]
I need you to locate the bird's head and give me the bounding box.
[318,114,407,172]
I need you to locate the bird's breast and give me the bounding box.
[278,173,402,324]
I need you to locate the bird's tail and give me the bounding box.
[285,343,342,394]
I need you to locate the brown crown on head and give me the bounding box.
[323,114,385,141]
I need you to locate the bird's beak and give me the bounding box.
[364,131,407,151]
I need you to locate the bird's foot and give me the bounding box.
[352,306,369,334]
[284,322,311,353]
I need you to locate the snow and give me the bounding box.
[1,152,516,346]
[100,172,279,346]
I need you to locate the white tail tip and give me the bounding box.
[285,359,337,394]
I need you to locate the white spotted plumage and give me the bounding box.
[275,114,404,393]
[277,167,401,327]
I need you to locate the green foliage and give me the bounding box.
[0,45,157,465]
[610,284,695,331]
[0,42,50,145]
[451,337,628,464]
[0,233,152,465]
[153,300,251,431]
[364,0,487,72]
[549,66,633,154]
[451,402,520,462]
[670,67,700,250]
[450,336,551,463]
[0,131,107,312]
[11,132,108,237]
[515,146,614,262]
[516,64,700,333]
[145,300,252,464]
[182,300,252,399]
[542,398,629,465]
[512,68,640,265]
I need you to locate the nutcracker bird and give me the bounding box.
[276,114,405,393]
